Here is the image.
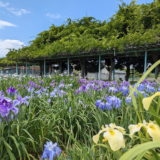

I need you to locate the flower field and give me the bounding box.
[1,71,160,159]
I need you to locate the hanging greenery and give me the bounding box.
[6,0,160,60]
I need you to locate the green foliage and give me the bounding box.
[5,0,160,61]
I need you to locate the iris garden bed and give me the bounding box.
[0,73,160,160]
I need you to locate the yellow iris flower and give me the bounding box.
[129,120,160,141]
[128,120,146,138]
[142,92,160,110]
[93,123,125,151]
[147,121,160,141]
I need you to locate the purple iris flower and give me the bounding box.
[45,93,49,96]
[79,84,86,92]
[0,103,10,117]
[126,96,131,104]
[50,83,55,87]
[116,86,121,91]
[137,84,145,91]
[107,96,121,108]
[78,79,83,84]
[28,81,37,88]
[120,81,130,87]
[120,86,129,96]
[141,79,147,84]
[41,88,47,92]
[39,80,44,84]
[5,115,14,123]
[48,99,51,103]
[69,107,72,112]
[75,90,80,94]
[102,84,106,89]
[59,90,66,95]
[146,85,155,92]
[50,91,57,97]
[23,85,27,89]
[24,96,30,100]
[0,96,12,103]
[68,84,73,87]
[0,91,4,96]
[106,102,112,110]
[95,100,102,107]
[28,86,34,94]
[104,81,112,87]
[34,90,42,95]
[112,80,117,85]
[140,91,147,97]
[99,102,105,110]
[59,83,64,88]
[41,141,61,160]
[0,96,19,117]
[6,86,17,96]
[134,91,137,96]
[38,85,42,88]
[152,82,158,87]
[13,95,29,107]
[109,87,118,93]
[79,99,83,104]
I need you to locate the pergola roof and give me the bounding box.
[15,44,160,64]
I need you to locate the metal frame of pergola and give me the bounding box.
[2,44,160,79]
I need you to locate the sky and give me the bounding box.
[0,0,153,58]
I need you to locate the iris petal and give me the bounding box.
[142,92,160,110]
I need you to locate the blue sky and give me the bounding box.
[0,0,153,58]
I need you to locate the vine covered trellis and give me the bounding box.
[1,0,160,80]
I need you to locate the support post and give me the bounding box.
[83,60,85,78]
[44,60,46,76]
[144,51,147,73]
[26,62,27,75]
[16,62,18,75]
[67,58,69,75]
[98,55,101,80]
[155,67,157,77]
[113,59,115,80]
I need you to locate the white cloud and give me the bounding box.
[7,7,30,16]
[0,1,9,7]
[0,20,17,29]
[46,13,61,19]
[0,1,30,16]
[0,39,24,57]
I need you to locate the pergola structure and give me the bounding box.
[0,61,39,76]
[8,44,160,80]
